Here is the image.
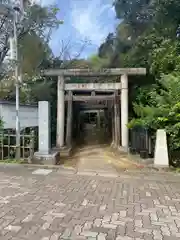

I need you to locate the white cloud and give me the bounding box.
[30,0,56,6]
[71,0,115,46]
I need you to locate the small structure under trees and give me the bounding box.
[39,68,146,161]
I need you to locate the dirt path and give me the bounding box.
[77,145,117,173]
[64,145,141,173]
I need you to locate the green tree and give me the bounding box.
[128,74,180,152]
[0,2,63,101]
[0,2,62,67]
[90,0,180,155]
[88,54,110,70]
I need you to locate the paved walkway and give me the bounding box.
[0,165,180,239]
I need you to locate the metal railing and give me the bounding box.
[129,127,155,159]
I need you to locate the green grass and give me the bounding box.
[0,159,25,164]
[175,168,180,173]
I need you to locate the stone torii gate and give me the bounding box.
[41,68,146,153]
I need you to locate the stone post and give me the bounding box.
[38,101,50,154]
[66,90,73,148]
[34,101,59,165]
[121,74,128,151]
[57,75,65,148]
[154,129,169,167]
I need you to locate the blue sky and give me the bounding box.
[39,0,118,59]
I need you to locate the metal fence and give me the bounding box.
[129,127,155,159]
[0,127,38,161]
[129,127,180,167]
[169,150,180,167]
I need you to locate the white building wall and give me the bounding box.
[0,103,38,129]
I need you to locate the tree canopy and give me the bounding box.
[87,0,180,159]
[0,1,63,101]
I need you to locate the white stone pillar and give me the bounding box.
[154,129,169,167]
[38,101,50,155]
[121,74,128,151]
[57,75,65,147]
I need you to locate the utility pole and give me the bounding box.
[0,2,24,159]
[14,0,24,159]
[13,7,20,159]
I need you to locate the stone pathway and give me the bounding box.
[0,165,180,239]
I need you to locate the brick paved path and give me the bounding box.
[0,166,180,239]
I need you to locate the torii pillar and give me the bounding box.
[121,74,128,151]
[57,75,65,147]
